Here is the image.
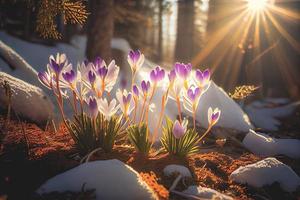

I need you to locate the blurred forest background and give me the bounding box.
[0,0,299,99]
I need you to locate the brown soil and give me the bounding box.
[0,116,299,200]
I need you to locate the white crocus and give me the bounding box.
[116,89,134,117]
[97,98,120,121]
[104,60,120,93]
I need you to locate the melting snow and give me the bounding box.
[37,159,158,200]
[230,157,300,192]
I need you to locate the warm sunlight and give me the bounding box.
[247,0,269,12]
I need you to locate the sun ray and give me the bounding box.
[265,9,300,52]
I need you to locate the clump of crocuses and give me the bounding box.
[38,50,220,158]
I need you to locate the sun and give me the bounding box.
[247,0,269,12]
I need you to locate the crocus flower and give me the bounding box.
[38,71,53,89]
[78,61,92,82]
[187,86,201,103]
[92,57,104,70]
[62,69,77,89]
[97,98,119,121]
[141,80,151,95]
[195,69,211,88]
[92,60,119,96]
[168,69,177,84]
[87,96,98,118]
[150,66,165,83]
[208,107,221,126]
[88,70,96,85]
[132,85,139,97]
[127,50,144,74]
[48,53,71,75]
[184,86,202,129]
[102,60,119,93]
[116,89,134,117]
[97,65,108,79]
[174,62,192,80]
[172,119,188,139]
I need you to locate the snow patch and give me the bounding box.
[37,159,158,200]
[0,72,54,124]
[183,185,233,200]
[0,40,40,87]
[163,165,192,177]
[243,130,300,158]
[245,99,299,131]
[230,157,300,192]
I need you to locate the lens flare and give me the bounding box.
[247,0,269,12]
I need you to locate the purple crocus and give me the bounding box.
[195,69,210,87]
[122,93,132,105]
[187,87,201,102]
[150,66,165,83]
[174,62,192,79]
[132,85,139,97]
[87,97,98,118]
[128,50,144,73]
[168,69,176,83]
[38,71,52,89]
[48,53,68,75]
[97,66,108,79]
[208,107,221,126]
[88,70,96,85]
[62,69,76,84]
[172,120,187,139]
[93,57,103,70]
[129,50,141,63]
[116,89,133,116]
[141,80,151,94]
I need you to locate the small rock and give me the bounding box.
[163,165,192,177]
[243,130,300,158]
[230,157,300,192]
[37,159,158,200]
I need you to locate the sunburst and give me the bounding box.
[191,0,300,97]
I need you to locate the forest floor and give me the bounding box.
[0,112,299,200]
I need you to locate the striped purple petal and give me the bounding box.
[88,70,96,84]
[62,69,76,83]
[88,97,98,118]
[168,69,176,82]
[187,87,201,102]
[174,62,192,79]
[49,59,60,73]
[132,85,139,96]
[141,80,150,94]
[150,66,165,83]
[129,50,141,63]
[97,66,108,79]
[211,111,220,122]
[122,93,132,104]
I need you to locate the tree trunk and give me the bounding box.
[86,0,114,62]
[175,0,195,63]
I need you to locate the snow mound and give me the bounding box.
[230,157,300,192]
[245,99,300,131]
[0,72,54,124]
[0,40,40,87]
[192,82,253,132]
[243,130,300,158]
[163,165,192,177]
[183,185,233,200]
[37,159,158,200]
